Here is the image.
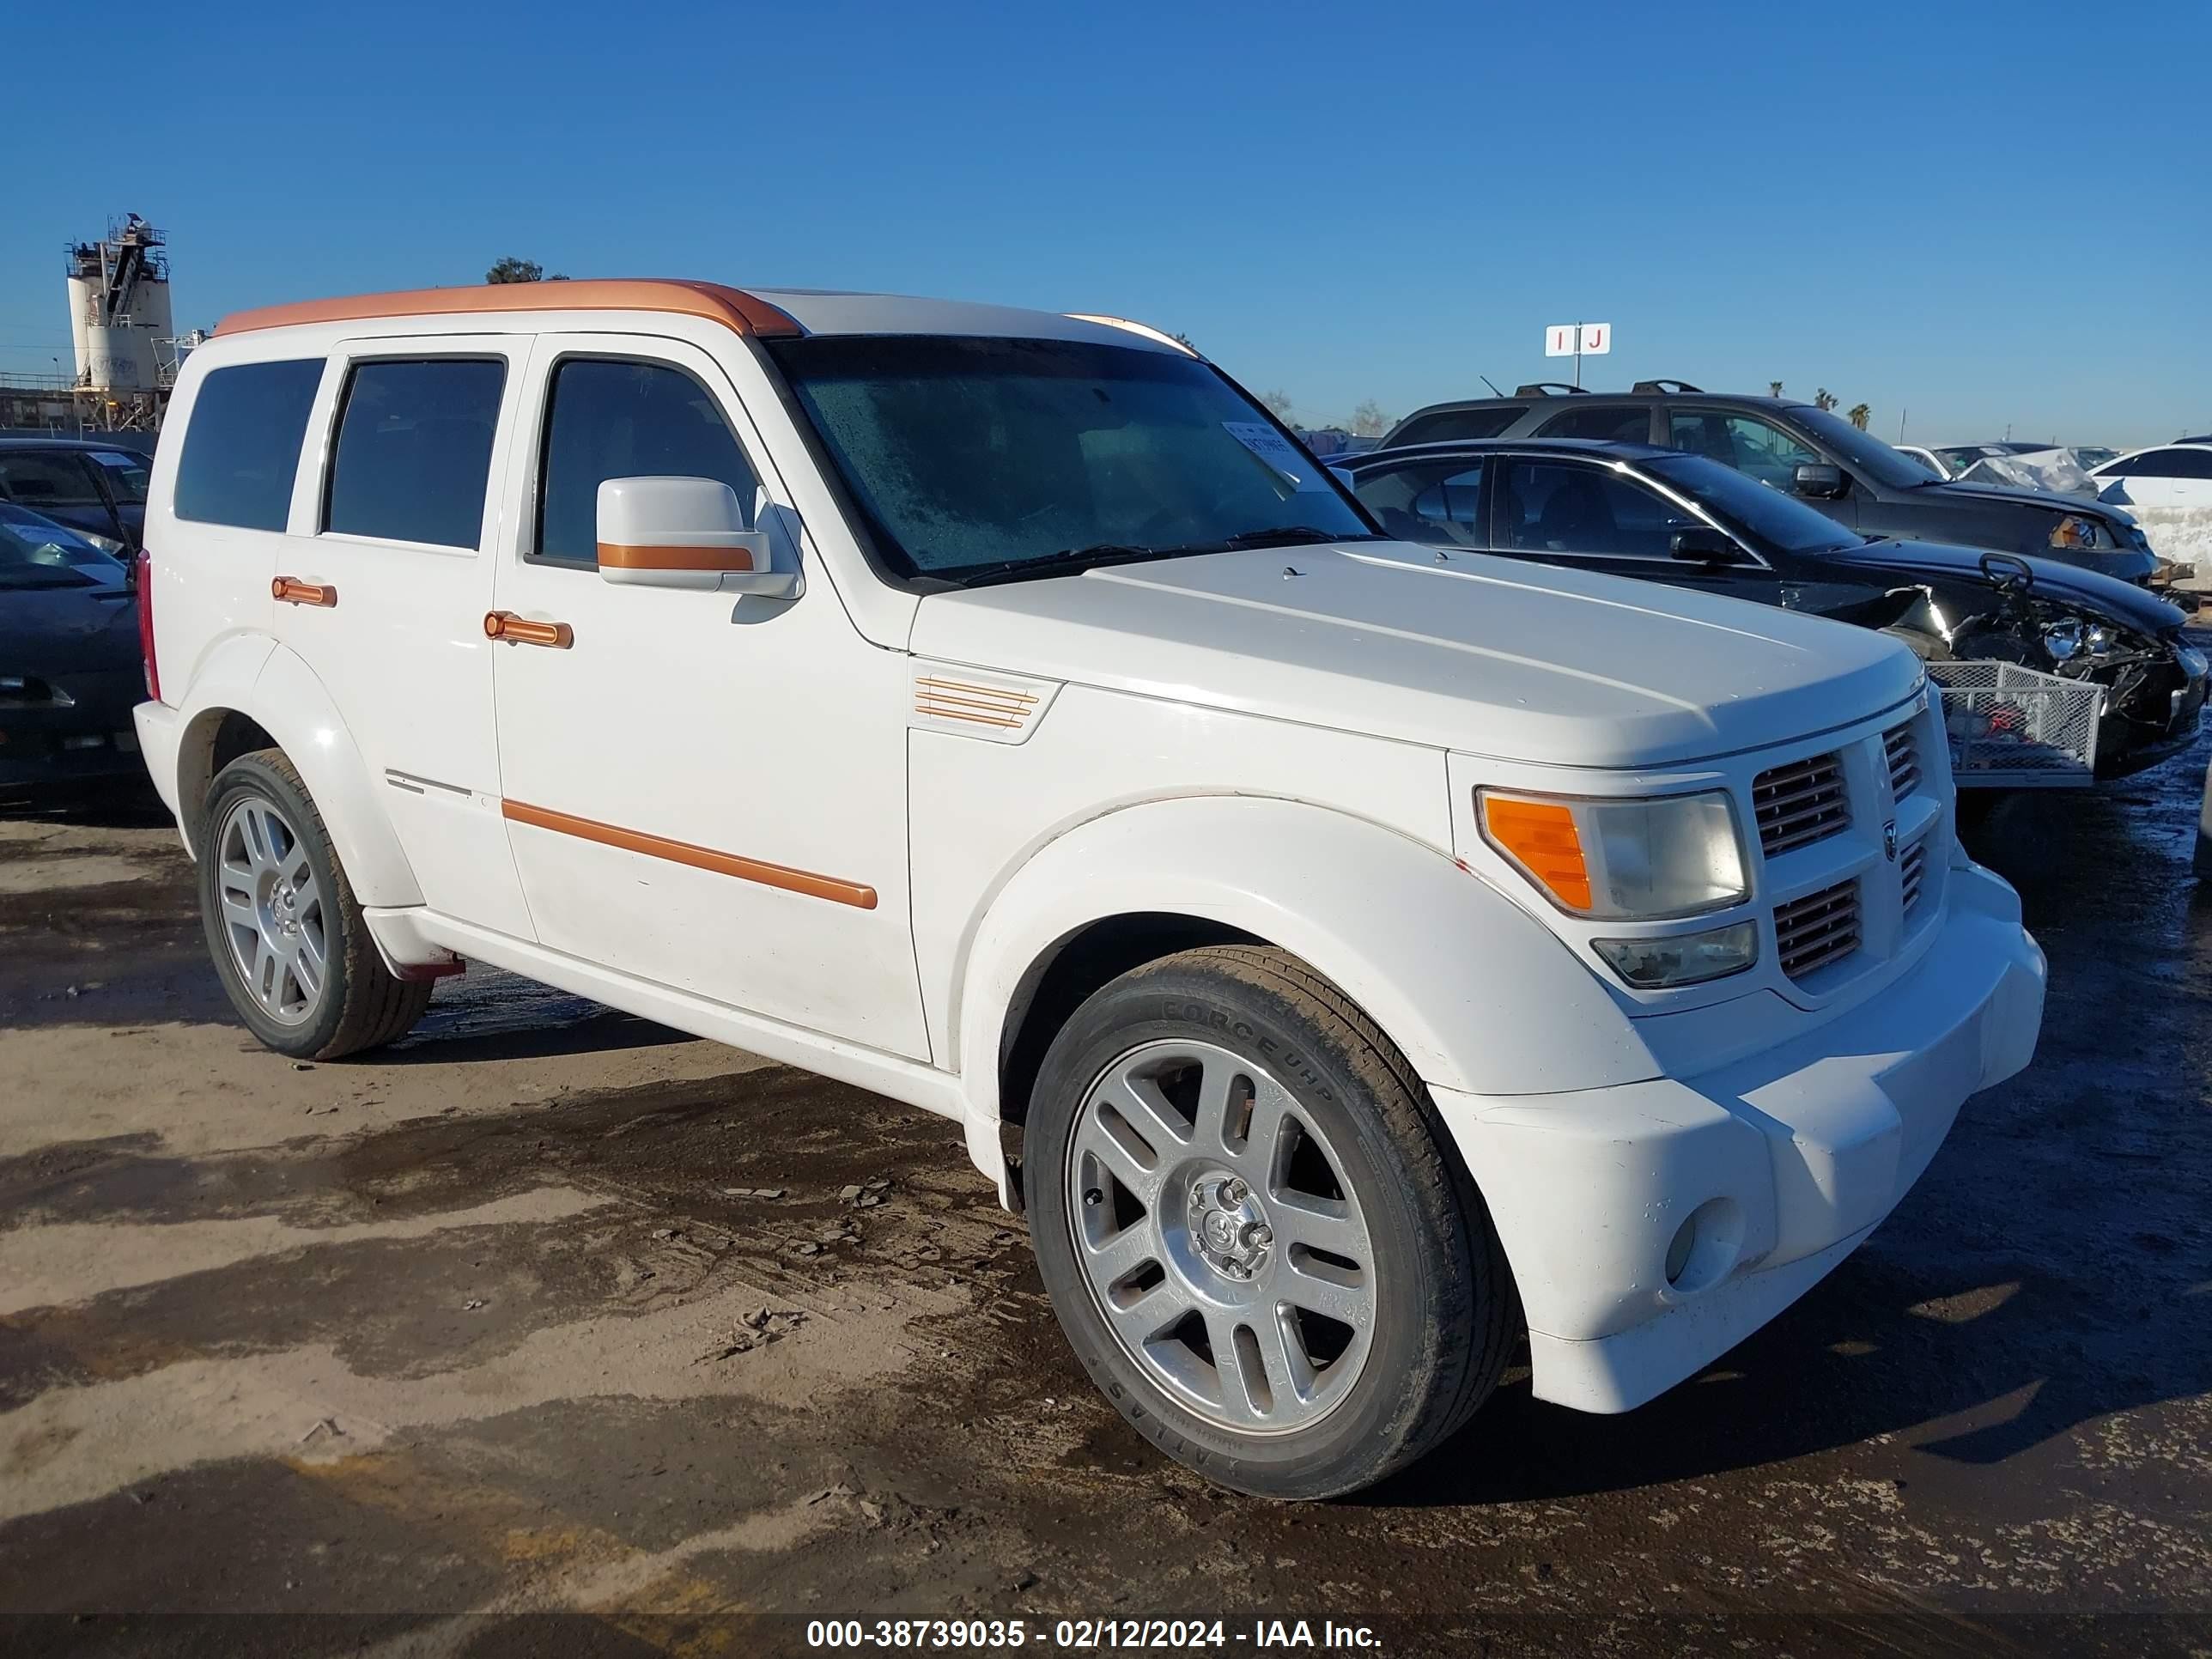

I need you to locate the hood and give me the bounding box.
[1931,477,2130,524]
[1825,539,2185,635]
[909,544,1923,769]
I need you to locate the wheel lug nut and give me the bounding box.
[1220,1178,1246,1206]
[1249,1224,1273,1248]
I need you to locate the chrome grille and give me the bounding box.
[1776,879,1860,979]
[1753,752,1849,856]
[1900,839,1928,919]
[1884,720,1921,800]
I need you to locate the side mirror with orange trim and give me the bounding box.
[595,476,798,599]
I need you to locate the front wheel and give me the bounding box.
[1025,945,1514,1498]
[198,750,433,1060]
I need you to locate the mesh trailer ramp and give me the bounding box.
[1927,660,2101,788]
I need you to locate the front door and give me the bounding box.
[486,335,928,1060]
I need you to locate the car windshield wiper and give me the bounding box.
[948,543,1183,589]
[947,526,1380,588]
[1210,525,1381,550]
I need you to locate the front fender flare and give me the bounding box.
[952,794,1658,1184]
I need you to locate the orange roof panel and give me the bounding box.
[215,278,803,338]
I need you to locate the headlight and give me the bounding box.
[1478,788,1747,920]
[2041,619,2083,660]
[2047,514,2110,551]
[1593,923,1759,988]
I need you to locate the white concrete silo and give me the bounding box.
[66,216,173,394]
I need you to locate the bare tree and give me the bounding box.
[1258,389,1297,421]
[1349,399,1392,439]
[1813,387,1839,412]
[1846,404,1871,431]
[485,257,569,283]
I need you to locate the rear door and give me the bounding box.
[273,336,532,936]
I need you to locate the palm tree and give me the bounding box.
[1847,404,1871,431]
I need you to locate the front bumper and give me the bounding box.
[1432,858,2045,1414]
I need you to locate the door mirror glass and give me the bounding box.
[1669,526,1747,564]
[595,476,794,598]
[1793,462,1847,499]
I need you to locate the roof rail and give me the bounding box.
[1512,382,1589,398]
[1630,380,1703,394]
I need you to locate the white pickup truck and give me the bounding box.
[131,280,2045,1498]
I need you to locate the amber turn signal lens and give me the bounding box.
[1480,796,1592,912]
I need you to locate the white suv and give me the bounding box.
[131,280,2045,1498]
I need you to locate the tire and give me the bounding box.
[1025,945,1513,1499]
[197,749,434,1060]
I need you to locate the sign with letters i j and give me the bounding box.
[1545,323,1613,356]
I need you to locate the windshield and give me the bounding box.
[86,449,150,503]
[1643,453,1864,555]
[1789,406,1936,490]
[766,336,1375,582]
[0,509,121,588]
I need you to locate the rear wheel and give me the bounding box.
[1025,945,1513,1498]
[198,750,432,1060]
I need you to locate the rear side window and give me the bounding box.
[1534,404,1651,442]
[535,359,759,566]
[1391,407,1526,446]
[325,360,507,549]
[174,360,324,531]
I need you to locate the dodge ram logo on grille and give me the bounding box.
[1883,819,1899,862]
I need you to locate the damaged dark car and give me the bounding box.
[1336,438,2209,782]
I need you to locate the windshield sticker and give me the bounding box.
[1222,422,1331,492]
[88,452,141,468]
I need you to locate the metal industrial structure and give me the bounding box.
[0,214,199,438]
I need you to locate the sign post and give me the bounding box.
[1544,322,1613,388]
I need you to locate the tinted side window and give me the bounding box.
[537,359,759,565]
[2136,448,2212,479]
[174,360,324,531]
[1391,407,1527,446]
[1352,462,1486,548]
[1534,404,1650,442]
[0,451,102,505]
[325,360,506,549]
[1497,459,1695,558]
[88,450,151,503]
[1668,411,1820,487]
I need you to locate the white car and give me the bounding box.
[2091,441,2212,511]
[131,280,2046,1499]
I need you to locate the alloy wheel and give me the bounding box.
[214,793,328,1027]
[1064,1038,1377,1434]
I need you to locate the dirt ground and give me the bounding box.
[3,707,2209,1656]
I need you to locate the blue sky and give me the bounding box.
[5,0,2206,446]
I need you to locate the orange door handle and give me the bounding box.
[272,576,337,607]
[483,611,574,649]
